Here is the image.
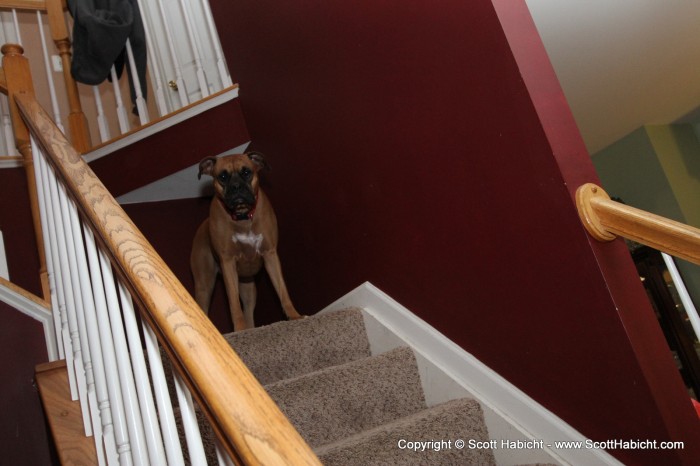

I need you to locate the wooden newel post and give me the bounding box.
[2,44,50,301]
[46,0,91,153]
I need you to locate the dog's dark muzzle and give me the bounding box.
[223,180,256,211]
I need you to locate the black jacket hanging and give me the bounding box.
[67,0,148,114]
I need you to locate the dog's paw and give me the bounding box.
[288,314,306,321]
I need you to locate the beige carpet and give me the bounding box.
[175,309,510,464]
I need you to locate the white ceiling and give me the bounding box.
[524,0,700,154]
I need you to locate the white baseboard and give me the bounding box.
[320,281,623,466]
[84,86,240,163]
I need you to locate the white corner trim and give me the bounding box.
[320,282,623,466]
[0,156,23,169]
[116,141,251,205]
[0,231,8,280]
[83,87,240,163]
[0,282,59,362]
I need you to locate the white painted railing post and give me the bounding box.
[92,86,111,143]
[32,144,75,398]
[134,0,169,117]
[174,372,208,464]
[118,282,169,465]
[61,188,108,466]
[29,140,62,357]
[36,11,65,134]
[110,66,131,135]
[125,39,149,125]
[156,0,190,107]
[662,253,700,342]
[42,154,92,433]
[200,0,232,89]
[143,323,186,466]
[177,0,209,98]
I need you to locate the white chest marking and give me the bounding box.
[232,231,264,252]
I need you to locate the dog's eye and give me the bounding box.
[217,171,230,184]
[240,167,252,180]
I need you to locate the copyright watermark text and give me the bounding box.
[397,438,684,452]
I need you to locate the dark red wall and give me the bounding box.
[0,301,56,465]
[91,98,249,197]
[201,0,700,463]
[0,168,55,464]
[0,166,42,296]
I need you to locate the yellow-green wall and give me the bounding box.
[593,123,700,306]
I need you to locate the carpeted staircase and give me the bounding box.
[177,308,554,465]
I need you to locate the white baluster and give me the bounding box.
[0,11,17,44]
[43,159,92,434]
[0,13,7,44]
[111,66,132,134]
[143,324,186,466]
[134,0,169,116]
[61,190,111,465]
[1,96,16,155]
[82,226,120,466]
[11,9,21,44]
[125,39,149,125]
[174,373,208,465]
[96,249,135,465]
[118,282,168,465]
[106,275,151,466]
[92,86,111,143]
[215,438,235,466]
[34,150,76,397]
[156,0,189,107]
[36,11,65,133]
[199,0,232,89]
[177,0,209,98]
[29,138,63,359]
[0,21,16,155]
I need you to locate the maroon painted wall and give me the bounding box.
[90,98,249,197]
[0,301,57,465]
[201,0,700,463]
[0,168,56,464]
[0,167,42,296]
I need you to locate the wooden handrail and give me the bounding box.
[0,0,54,11]
[577,183,700,265]
[13,93,321,465]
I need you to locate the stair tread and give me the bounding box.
[224,308,371,385]
[265,346,426,447]
[35,360,99,466]
[315,397,496,466]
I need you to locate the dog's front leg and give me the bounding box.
[220,259,248,331]
[262,250,304,321]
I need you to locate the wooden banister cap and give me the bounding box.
[576,183,617,242]
[1,43,25,56]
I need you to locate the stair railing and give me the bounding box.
[0,0,233,154]
[3,44,320,465]
[576,183,700,264]
[576,182,700,339]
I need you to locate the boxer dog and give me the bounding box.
[190,151,303,331]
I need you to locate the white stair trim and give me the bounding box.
[83,86,239,163]
[0,279,58,361]
[320,281,623,466]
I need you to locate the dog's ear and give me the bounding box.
[198,157,217,179]
[246,151,271,171]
